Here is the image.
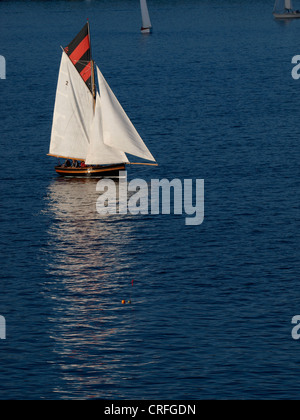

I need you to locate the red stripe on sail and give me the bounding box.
[80,62,92,82]
[69,35,90,64]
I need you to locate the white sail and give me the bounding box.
[97,66,156,163]
[49,51,94,160]
[85,92,129,165]
[274,0,293,12]
[140,0,152,29]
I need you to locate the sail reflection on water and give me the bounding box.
[43,178,140,398]
[45,177,138,283]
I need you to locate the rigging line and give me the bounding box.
[60,49,91,66]
[71,59,91,66]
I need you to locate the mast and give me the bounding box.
[87,19,96,110]
[91,60,96,110]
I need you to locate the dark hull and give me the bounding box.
[55,164,126,177]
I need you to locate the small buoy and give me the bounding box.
[122,300,126,304]
[128,300,131,304]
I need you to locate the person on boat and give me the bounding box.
[80,161,86,168]
[64,159,71,167]
[72,160,79,167]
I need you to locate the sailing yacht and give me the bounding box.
[140,0,152,33]
[273,0,300,18]
[48,22,157,177]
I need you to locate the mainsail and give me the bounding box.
[140,0,152,30]
[49,51,94,160]
[49,23,156,166]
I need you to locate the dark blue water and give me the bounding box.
[0,0,300,400]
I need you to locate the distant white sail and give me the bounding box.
[85,92,129,165]
[97,66,156,163]
[49,51,94,160]
[273,0,293,12]
[285,0,293,9]
[140,0,152,29]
